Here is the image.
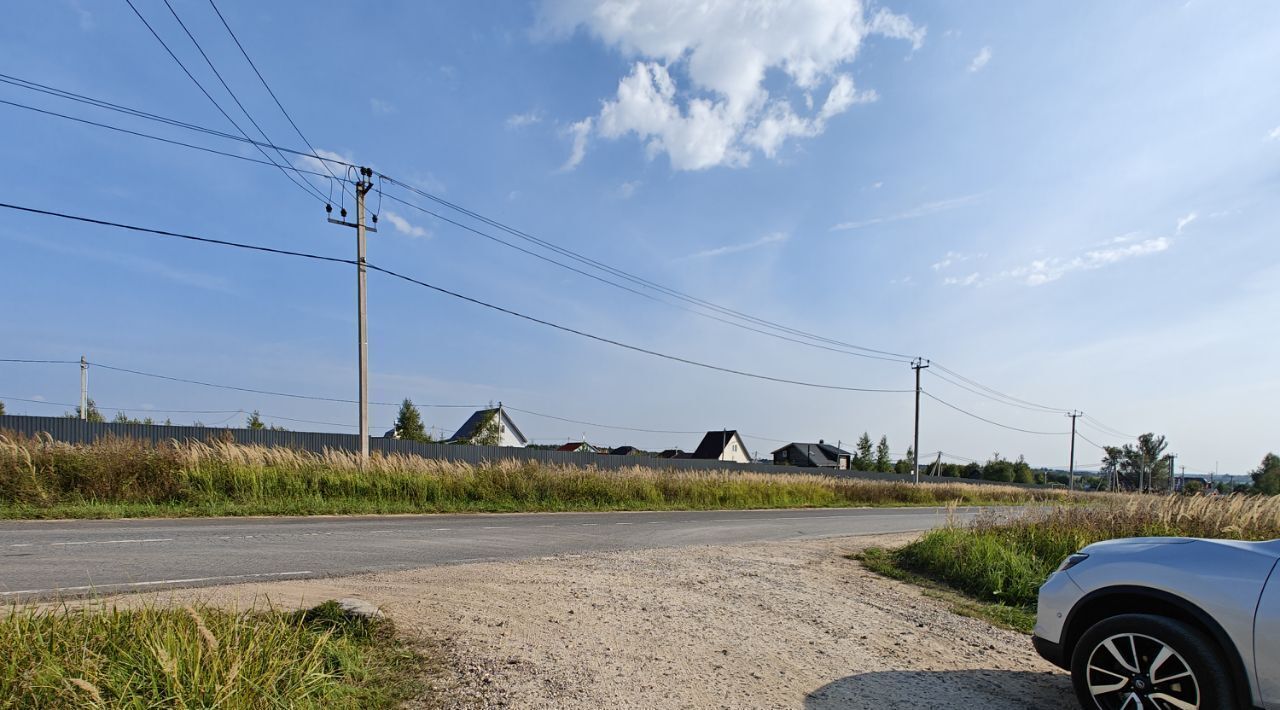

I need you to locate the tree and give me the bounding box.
[1252,453,1280,495]
[0,400,5,416]
[1099,434,1172,492]
[873,436,892,472]
[454,409,500,446]
[854,433,873,470]
[1183,480,1204,495]
[982,453,1015,483]
[893,446,915,475]
[112,411,132,424]
[69,398,105,423]
[393,398,431,442]
[1012,455,1035,485]
[246,410,264,430]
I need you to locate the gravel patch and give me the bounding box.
[114,532,1075,708]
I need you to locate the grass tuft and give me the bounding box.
[0,600,424,709]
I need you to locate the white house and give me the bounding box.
[690,430,751,463]
[447,406,528,447]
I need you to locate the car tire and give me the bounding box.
[1069,613,1237,710]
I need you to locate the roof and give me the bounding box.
[610,446,641,456]
[691,430,744,459]
[556,441,594,452]
[448,407,528,445]
[658,449,688,459]
[771,442,852,467]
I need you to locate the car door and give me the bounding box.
[1257,560,1280,708]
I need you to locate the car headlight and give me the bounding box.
[1056,553,1089,573]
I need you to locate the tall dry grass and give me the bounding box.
[0,433,1073,518]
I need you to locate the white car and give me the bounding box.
[1033,537,1280,709]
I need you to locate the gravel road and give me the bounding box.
[139,532,1074,709]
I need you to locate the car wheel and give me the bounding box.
[1069,613,1236,710]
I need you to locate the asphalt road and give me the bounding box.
[0,507,980,601]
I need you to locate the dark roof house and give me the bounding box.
[772,441,852,469]
[609,446,643,456]
[690,430,751,463]
[447,406,528,447]
[658,449,689,459]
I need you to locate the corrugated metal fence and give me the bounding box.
[0,414,1032,486]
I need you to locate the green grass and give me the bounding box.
[857,546,1037,633]
[0,434,1073,519]
[858,495,1280,632]
[0,601,427,709]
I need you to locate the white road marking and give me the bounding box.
[50,538,173,546]
[614,522,633,525]
[482,526,507,530]
[8,544,32,548]
[432,528,452,531]
[580,523,598,527]
[0,570,314,597]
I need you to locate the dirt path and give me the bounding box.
[130,533,1075,709]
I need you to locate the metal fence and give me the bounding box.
[0,414,1036,486]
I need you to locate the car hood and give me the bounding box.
[1082,536,1280,559]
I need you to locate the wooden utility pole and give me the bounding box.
[328,167,377,466]
[911,358,929,484]
[1067,411,1081,491]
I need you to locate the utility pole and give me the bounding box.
[1169,454,1176,493]
[1066,411,1081,491]
[79,355,88,421]
[327,167,377,466]
[911,358,929,485]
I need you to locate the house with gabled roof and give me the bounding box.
[446,405,528,447]
[772,440,852,469]
[556,441,598,453]
[690,430,751,463]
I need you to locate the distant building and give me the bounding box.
[771,441,851,469]
[690,430,751,463]
[446,407,528,448]
[609,445,643,456]
[556,441,599,453]
[658,449,689,459]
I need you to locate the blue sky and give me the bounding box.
[2,1,1278,474]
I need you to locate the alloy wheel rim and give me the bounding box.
[1086,632,1200,710]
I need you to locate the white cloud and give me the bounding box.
[831,193,981,231]
[681,231,788,259]
[931,251,982,271]
[617,180,641,199]
[968,46,992,73]
[943,272,980,286]
[506,110,543,128]
[1003,237,1171,286]
[381,210,428,238]
[561,117,593,171]
[1175,212,1197,234]
[294,148,356,179]
[369,98,395,114]
[1268,125,1280,141]
[542,0,921,170]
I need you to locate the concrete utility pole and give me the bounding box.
[327,168,378,466]
[79,355,88,421]
[911,358,929,484]
[1067,411,1081,491]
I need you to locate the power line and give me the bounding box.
[382,176,914,363]
[380,191,905,363]
[0,97,338,181]
[1082,414,1138,440]
[926,368,1067,414]
[1,71,1150,430]
[921,390,1068,436]
[0,201,910,395]
[203,0,344,187]
[929,362,1068,414]
[122,0,325,204]
[0,358,80,365]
